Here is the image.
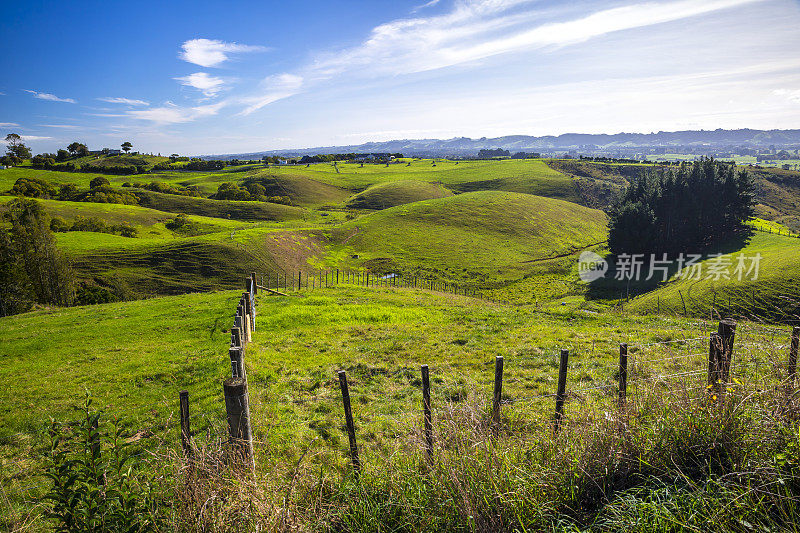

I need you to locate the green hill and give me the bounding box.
[626,232,800,321]
[133,189,305,220]
[346,179,453,209]
[329,191,607,282]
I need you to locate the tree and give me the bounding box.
[4,133,31,164]
[89,176,110,189]
[121,141,132,154]
[607,159,754,256]
[67,142,88,157]
[0,199,75,315]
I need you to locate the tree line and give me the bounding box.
[608,158,755,255]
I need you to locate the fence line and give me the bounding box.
[173,276,800,477]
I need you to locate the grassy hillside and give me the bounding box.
[328,191,607,282]
[346,179,453,209]
[625,232,800,321]
[132,188,306,221]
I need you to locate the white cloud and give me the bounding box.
[310,0,763,77]
[0,122,20,127]
[0,135,52,145]
[126,101,228,124]
[180,38,266,67]
[98,97,149,106]
[40,124,80,129]
[239,74,303,115]
[412,0,441,13]
[175,72,227,97]
[774,89,800,103]
[23,90,76,103]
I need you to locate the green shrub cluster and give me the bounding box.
[50,215,137,237]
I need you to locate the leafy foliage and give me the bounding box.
[41,393,165,532]
[0,198,74,315]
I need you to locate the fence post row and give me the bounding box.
[554,349,569,433]
[223,377,255,471]
[337,370,361,473]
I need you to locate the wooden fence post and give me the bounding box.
[251,272,257,295]
[223,377,255,471]
[717,319,736,385]
[790,326,799,385]
[708,332,722,393]
[492,356,504,428]
[554,349,569,432]
[338,371,361,473]
[337,269,340,284]
[421,364,433,461]
[230,346,245,380]
[179,390,192,457]
[231,326,242,348]
[618,343,628,406]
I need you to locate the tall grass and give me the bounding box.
[167,372,800,532]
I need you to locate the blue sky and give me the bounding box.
[1,0,799,155]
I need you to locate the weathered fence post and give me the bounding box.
[223,377,255,471]
[231,326,243,348]
[492,356,504,428]
[337,269,340,284]
[717,319,736,385]
[298,271,302,291]
[790,326,800,385]
[421,364,433,461]
[708,332,723,393]
[338,370,361,473]
[618,343,628,406]
[230,346,245,380]
[179,390,193,457]
[251,272,257,295]
[554,349,569,432]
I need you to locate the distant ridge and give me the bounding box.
[201,128,800,159]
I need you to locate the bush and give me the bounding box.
[89,176,110,189]
[10,177,60,199]
[40,393,165,530]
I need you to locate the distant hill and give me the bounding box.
[201,128,800,159]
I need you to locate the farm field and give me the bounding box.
[1,284,795,529]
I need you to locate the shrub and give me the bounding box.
[10,177,60,199]
[89,176,110,189]
[40,393,165,530]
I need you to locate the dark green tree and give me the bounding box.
[121,141,132,153]
[4,133,31,164]
[0,199,75,314]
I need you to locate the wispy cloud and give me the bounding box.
[40,124,81,129]
[23,90,76,103]
[239,74,303,115]
[412,0,441,13]
[175,72,227,97]
[0,135,52,144]
[180,38,267,67]
[774,89,800,103]
[126,101,228,124]
[0,122,20,127]
[309,0,763,77]
[98,97,149,106]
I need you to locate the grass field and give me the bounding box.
[345,179,453,209]
[2,285,796,529]
[625,232,800,321]
[329,191,607,282]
